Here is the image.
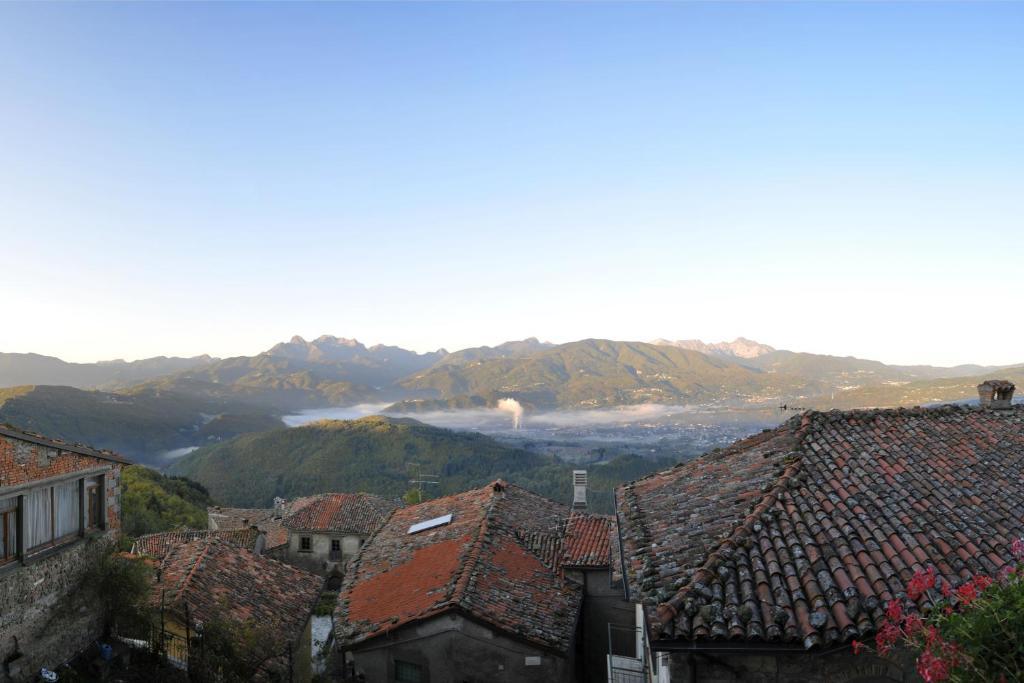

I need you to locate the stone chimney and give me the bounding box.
[273,496,287,519]
[978,380,1015,409]
[572,470,587,510]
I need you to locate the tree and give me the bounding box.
[191,607,288,682]
[88,551,154,638]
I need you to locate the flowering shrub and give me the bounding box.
[852,539,1024,682]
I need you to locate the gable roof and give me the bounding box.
[154,539,322,652]
[282,492,399,535]
[208,496,319,549]
[335,481,581,653]
[0,423,130,464]
[561,512,613,569]
[132,528,262,559]
[616,404,1024,651]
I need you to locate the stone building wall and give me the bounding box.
[282,531,363,576]
[659,647,919,683]
[0,432,124,681]
[341,613,574,683]
[0,531,117,681]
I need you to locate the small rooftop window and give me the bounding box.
[407,513,452,535]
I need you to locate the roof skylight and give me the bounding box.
[407,513,453,535]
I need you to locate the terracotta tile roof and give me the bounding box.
[131,528,261,559]
[616,404,1024,650]
[561,512,613,568]
[208,506,278,529]
[153,539,322,668]
[336,481,582,653]
[208,496,320,549]
[283,492,399,535]
[0,423,130,464]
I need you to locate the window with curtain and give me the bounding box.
[55,480,80,539]
[0,497,16,563]
[26,487,53,550]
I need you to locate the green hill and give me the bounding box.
[120,465,215,537]
[168,415,673,513]
[398,339,785,409]
[0,385,283,466]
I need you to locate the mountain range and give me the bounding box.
[1,334,1018,465]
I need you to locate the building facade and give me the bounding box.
[278,492,398,581]
[0,425,127,682]
[334,481,582,683]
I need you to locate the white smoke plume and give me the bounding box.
[496,398,524,430]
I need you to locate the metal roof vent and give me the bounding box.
[978,380,1015,410]
[572,470,587,510]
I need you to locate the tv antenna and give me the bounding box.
[407,462,440,500]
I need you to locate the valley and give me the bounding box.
[1,335,1019,493]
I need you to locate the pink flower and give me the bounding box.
[852,639,865,655]
[916,650,952,683]
[972,574,992,591]
[876,622,901,655]
[903,613,924,636]
[886,599,904,622]
[956,583,978,605]
[906,567,937,600]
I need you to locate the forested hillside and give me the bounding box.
[120,465,215,537]
[169,416,674,513]
[0,385,283,464]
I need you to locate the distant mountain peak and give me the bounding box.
[652,337,776,359]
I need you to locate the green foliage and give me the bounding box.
[121,465,214,537]
[88,550,154,635]
[313,591,339,617]
[402,488,423,505]
[169,416,673,513]
[191,608,286,683]
[931,572,1024,681]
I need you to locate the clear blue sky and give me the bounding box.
[1,2,1022,366]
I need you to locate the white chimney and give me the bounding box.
[572,470,587,510]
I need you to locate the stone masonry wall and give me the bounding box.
[663,647,920,683]
[0,433,124,681]
[0,532,117,681]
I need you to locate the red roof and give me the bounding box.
[208,496,320,549]
[561,512,612,568]
[132,528,261,558]
[283,492,399,535]
[154,539,322,671]
[336,481,581,653]
[617,404,1024,650]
